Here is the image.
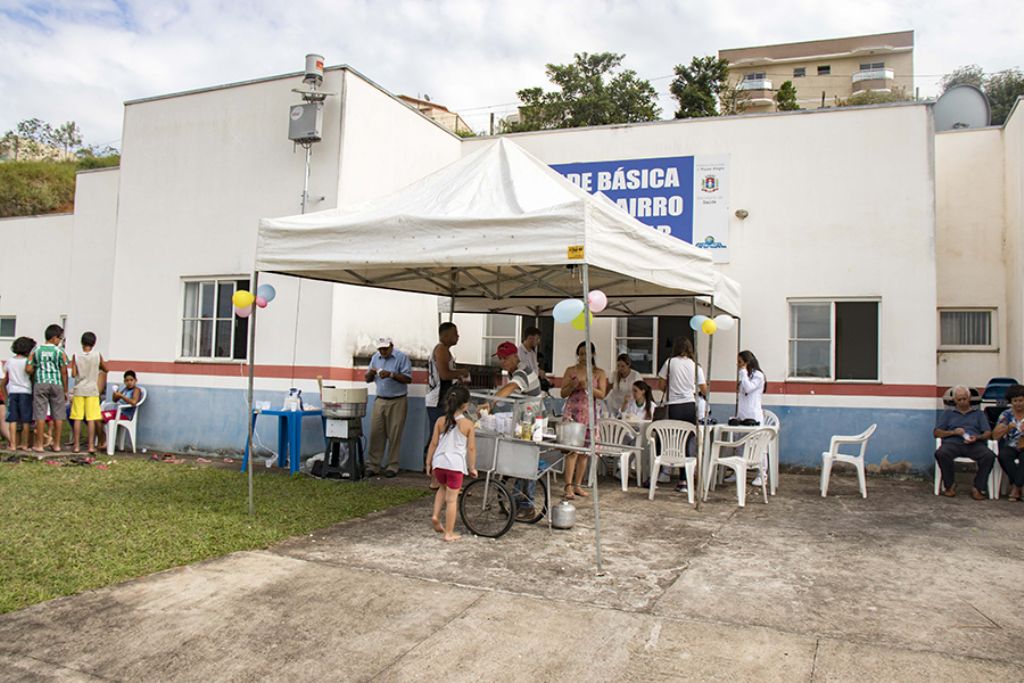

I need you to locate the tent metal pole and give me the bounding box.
[692,297,701,511]
[581,265,602,573]
[448,268,456,323]
[246,271,260,516]
[735,317,742,415]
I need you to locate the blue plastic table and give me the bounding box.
[242,408,323,475]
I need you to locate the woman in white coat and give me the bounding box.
[736,349,768,485]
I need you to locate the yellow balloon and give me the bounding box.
[232,290,255,308]
[701,318,718,335]
[571,311,594,330]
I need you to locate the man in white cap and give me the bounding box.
[364,337,412,477]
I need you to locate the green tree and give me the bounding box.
[669,56,730,118]
[775,80,800,111]
[940,64,985,93]
[52,121,83,158]
[985,68,1024,126]
[504,52,660,132]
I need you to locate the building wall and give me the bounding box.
[934,128,1006,387]
[1004,100,1024,380]
[0,213,73,359]
[65,168,120,359]
[464,104,941,471]
[104,68,462,463]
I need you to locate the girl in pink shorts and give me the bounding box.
[425,386,477,542]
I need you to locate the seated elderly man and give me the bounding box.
[934,385,994,499]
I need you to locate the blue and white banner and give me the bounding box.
[551,155,730,263]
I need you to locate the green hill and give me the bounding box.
[0,157,118,218]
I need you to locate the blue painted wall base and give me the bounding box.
[132,386,940,474]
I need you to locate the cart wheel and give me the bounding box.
[459,478,514,538]
[507,476,548,525]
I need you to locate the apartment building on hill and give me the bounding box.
[720,30,914,112]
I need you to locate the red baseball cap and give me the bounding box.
[492,341,518,359]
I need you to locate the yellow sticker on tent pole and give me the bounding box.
[567,245,584,260]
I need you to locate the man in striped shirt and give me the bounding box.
[27,324,69,453]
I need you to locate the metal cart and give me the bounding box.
[458,429,565,538]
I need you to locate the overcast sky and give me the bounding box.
[1,0,1021,147]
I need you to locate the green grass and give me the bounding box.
[0,459,427,614]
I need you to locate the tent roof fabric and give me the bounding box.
[256,138,740,316]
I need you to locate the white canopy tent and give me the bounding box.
[252,138,741,570]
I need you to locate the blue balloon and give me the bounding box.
[689,315,709,331]
[256,283,277,303]
[553,298,585,324]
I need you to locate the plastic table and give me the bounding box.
[242,408,324,475]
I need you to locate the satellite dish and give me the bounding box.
[934,84,991,132]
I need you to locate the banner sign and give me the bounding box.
[550,155,730,263]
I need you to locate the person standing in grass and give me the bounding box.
[3,337,36,451]
[27,324,69,453]
[70,331,107,454]
[425,385,477,542]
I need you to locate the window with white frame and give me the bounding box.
[744,72,767,81]
[788,300,879,380]
[793,67,806,78]
[483,314,520,367]
[181,278,250,360]
[817,65,831,76]
[615,317,656,374]
[0,316,15,338]
[859,62,885,70]
[939,309,995,350]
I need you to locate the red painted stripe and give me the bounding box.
[105,360,946,399]
[105,360,429,383]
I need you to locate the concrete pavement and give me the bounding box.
[2,471,1022,681]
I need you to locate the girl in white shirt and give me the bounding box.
[426,385,477,542]
[737,350,766,423]
[622,380,656,421]
[736,350,769,486]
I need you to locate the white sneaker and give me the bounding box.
[751,475,764,487]
[657,472,671,484]
[722,474,736,483]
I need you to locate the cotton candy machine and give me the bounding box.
[316,386,367,479]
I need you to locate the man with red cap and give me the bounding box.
[493,341,541,400]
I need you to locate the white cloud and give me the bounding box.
[0,0,1021,145]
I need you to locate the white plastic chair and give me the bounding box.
[596,418,641,491]
[820,424,877,498]
[646,420,697,504]
[932,437,1000,500]
[105,386,147,455]
[704,427,775,506]
[762,410,780,495]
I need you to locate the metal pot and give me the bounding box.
[551,500,576,529]
[556,421,586,447]
[322,386,368,419]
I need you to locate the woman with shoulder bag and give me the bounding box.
[655,337,707,492]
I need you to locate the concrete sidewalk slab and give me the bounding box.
[1,473,1022,682]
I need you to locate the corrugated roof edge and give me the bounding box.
[123,64,461,140]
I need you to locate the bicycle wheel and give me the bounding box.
[507,476,548,525]
[459,477,515,538]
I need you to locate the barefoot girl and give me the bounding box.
[425,385,477,542]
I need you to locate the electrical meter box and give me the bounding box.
[288,102,323,143]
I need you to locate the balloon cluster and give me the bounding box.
[552,290,607,330]
[690,314,735,335]
[233,284,277,318]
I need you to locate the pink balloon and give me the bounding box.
[255,296,268,308]
[587,290,608,313]
[235,305,252,318]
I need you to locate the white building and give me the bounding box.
[1,64,1021,475]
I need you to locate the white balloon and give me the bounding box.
[714,314,735,331]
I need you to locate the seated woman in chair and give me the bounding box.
[98,370,142,448]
